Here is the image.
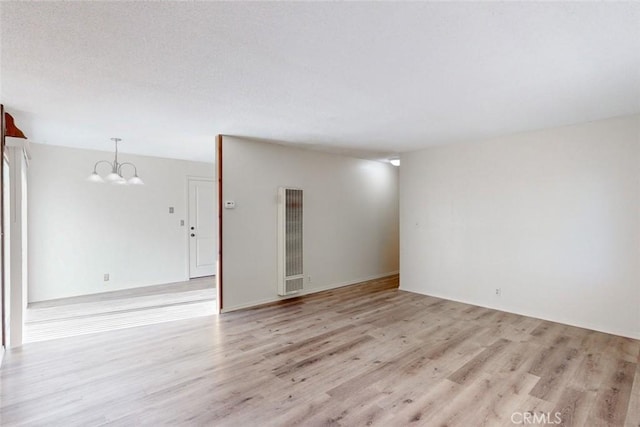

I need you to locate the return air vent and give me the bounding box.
[278,187,303,296]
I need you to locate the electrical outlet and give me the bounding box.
[495,288,501,296]
[104,273,110,282]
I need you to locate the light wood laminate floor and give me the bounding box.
[1,275,638,426]
[24,277,216,343]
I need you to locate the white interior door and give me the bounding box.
[188,178,216,278]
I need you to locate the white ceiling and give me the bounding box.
[1,2,639,162]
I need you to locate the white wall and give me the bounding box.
[6,139,29,347]
[221,136,399,311]
[400,115,640,339]
[28,143,214,302]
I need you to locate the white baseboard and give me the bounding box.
[400,287,640,340]
[221,271,399,313]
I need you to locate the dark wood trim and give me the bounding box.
[216,134,223,312]
[1,104,5,347]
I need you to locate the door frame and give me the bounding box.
[216,135,223,312]
[186,176,216,280]
[1,104,5,351]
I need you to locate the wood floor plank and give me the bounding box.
[447,338,511,385]
[589,359,637,426]
[468,371,541,426]
[528,346,581,401]
[625,362,640,426]
[551,387,598,427]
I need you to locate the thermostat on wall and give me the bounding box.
[224,200,236,209]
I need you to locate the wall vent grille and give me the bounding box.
[278,188,303,296]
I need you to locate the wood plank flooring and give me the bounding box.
[24,277,216,343]
[1,275,638,426]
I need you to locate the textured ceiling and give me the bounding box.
[1,2,639,162]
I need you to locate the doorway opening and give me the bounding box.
[23,172,218,344]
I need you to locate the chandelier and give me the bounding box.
[87,138,144,185]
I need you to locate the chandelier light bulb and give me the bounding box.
[128,175,144,185]
[106,172,121,182]
[87,172,105,183]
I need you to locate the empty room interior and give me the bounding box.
[0,2,639,426]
